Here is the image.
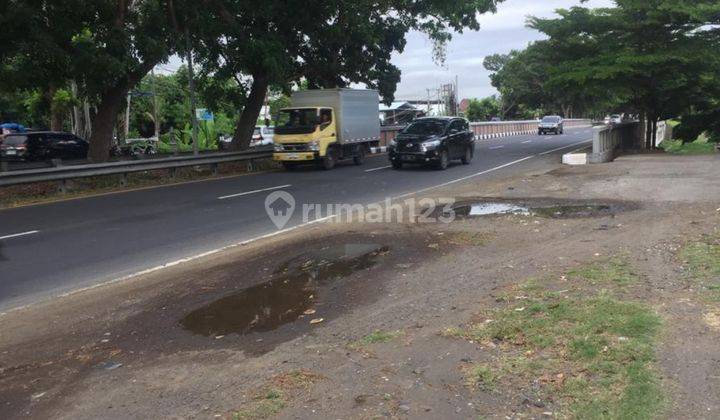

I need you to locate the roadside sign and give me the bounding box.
[196,108,214,121]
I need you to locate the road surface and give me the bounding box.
[0,127,595,311]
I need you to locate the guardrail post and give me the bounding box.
[119,173,128,187]
[211,163,219,176]
[247,159,255,172]
[0,160,7,173]
[57,179,67,194]
[51,158,62,167]
[168,167,176,179]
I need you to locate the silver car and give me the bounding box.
[538,116,564,135]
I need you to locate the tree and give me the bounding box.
[197,0,506,150]
[466,96,501,121]
[529,1,720,148]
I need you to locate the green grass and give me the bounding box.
[568,256,639,287]
[465,363,497,391]
[233,389,286,420]
[680,236,720,300]
[351,330,403,348]
[453,287,663,419]
[660,134,717,155]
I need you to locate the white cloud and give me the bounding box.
[391,0,615,100]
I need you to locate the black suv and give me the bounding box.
[389,117,475,170]
[0,132,89,162]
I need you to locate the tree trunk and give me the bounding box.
[89,84,129,162]
[232,74,269,151]
[46,84,64,131]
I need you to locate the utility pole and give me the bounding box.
[151,68,160,140]
[124,93,131,141]
[185,27,199,156]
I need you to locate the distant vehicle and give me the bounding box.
[0,132,88,162]
[609,114,623,125]
[538,115,564,135]
[250,126,275,147]
[273,89,380,170]
[388,117,475,170]
[490,117,502,122]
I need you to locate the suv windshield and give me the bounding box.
[3,135,28,146]
[275,109,319,135]
[402,120,447,136]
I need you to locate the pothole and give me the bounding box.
[180,244,388,337]
[439,199,634,220]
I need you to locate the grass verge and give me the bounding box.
[660,135,717,155]
[350,330,403,349]
[680,235,720,301]
[448,261,664,419]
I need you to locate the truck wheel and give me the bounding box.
[461,146,473,165]
[391,160,403,170]
[436,150,449,170]
[353,147,365,165]
[321,151,336,170]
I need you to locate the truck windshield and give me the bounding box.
[275,109,319,135]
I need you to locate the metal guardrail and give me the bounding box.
[0,149,272,189]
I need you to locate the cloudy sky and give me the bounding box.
[393,0,613,100]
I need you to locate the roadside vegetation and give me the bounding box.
[680,234,720,301]
[660,135,717,155]
[445,258,664,419]
[232,370,323,420]
[349,330,404,351]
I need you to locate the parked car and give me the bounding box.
[0,132,88,162]
[538,116,564,135]
[609,114,623,125]
[251,126,275,147]
[389,117,475,170]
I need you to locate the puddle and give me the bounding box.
[449,201,620,219]
[180,244,388,337]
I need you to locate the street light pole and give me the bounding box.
[185,27,199,156]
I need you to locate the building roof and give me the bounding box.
[379,101,418,112]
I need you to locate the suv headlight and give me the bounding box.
[308,141,320,151]
[421,139,441,152]
[274,144,284,152]
[389,138,397,148]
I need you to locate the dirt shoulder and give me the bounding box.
[1,153,718,419]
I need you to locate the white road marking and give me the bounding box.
[394,155,536,199]
[489,145,505,150]
[365,165,392,173]
[522,140,532,144]
[218,184,292,200]
[539,139,593,156]
[0,230,39,241]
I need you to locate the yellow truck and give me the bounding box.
[273,89,381,170]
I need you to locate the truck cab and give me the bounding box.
[272,89,380,170]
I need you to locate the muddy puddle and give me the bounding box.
[180,244,388,337]
[442,199,630,219]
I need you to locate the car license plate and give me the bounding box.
[401,155,416,162]
[5,150,17,155]
[286,153,301,160]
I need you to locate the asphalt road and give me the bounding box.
[0,127,595,311]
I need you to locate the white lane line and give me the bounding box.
[394,155,536,199]
[489,145,505,150]
[522,140,532,144]
[539,139,593,156]
[0,230,39,241]
[365,165,392,173]
[218,184,292,200]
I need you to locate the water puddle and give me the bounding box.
[450,201,619,219]
[180,244,388,337]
